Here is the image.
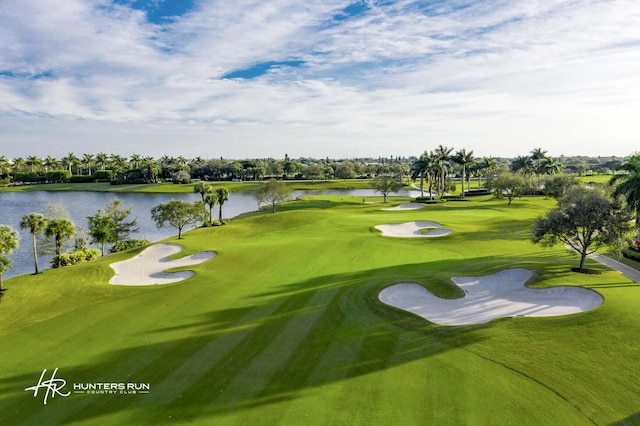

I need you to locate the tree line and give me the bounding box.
[0,150,631,186]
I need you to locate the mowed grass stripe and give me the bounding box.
[149,299,288,405]
[211,286,340,410]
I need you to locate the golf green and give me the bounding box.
[1,195,638,425]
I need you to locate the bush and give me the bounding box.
[45,170,71,183]
[623,248,640,262]
[84,248,100,261]
[12,172,45,183]
[51,248,102,268]
[415,197,445,204]
[69,175,95,183]
[93,170,114,181]
[465,189,492,196]
[110,239,150,253]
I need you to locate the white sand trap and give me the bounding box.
[375,221,452,237]
[382,203,425,211]
[379,268,603,325]
[109,243,216,286]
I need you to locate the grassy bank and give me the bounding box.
[1,194,638,425]
[0,179,377,194]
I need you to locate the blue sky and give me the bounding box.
[1,0,638,159]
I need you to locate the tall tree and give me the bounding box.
[434,145,453,197]
[45,218,76,256]
[454,149,475,197]
[532,188,632,271]
[96,152,109,171]
[20,213,48,274]
[193,182,212,225]
[43,156,59,172]
[26,156,42,173]
[82,154,95,176]
[411,153,429,197]
[62,152,80,174]
[610,154,640,240]
[0,225,19,291]
[215,187,230,221]
[205,194,218,223]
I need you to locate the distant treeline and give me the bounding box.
[0,150,631,185]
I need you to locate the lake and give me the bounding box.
[0,188,420,278]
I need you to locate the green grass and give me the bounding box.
[1,195,639,425]
[0,179,376,194]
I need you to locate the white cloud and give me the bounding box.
[1,0,639,158]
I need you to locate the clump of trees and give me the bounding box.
[87,199,139,255]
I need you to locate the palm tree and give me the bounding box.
[20,213,48,274]
[610,154,640,240]
[26,156,42,173]
[434,145,453,197]
[194,182,212,222]
[82,154,95,176]
[96,152,109,171]
[43,156,59,172]
[454,149,475,197]
[193,182,212,203]
[205,194,218,223]
[0,156,10,176]
[130,154,142,169]
[510,155,535,192]
[12,157,25,172]
[45,218,76,256]
[541,157,562,176]
[62,152,80,174]
[410,153,429,197]
[0,225,19,291]
[215,187,230,221]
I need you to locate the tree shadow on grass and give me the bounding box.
[0,261,493,425]
[1,255,623,425]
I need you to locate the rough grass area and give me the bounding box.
[1,195,639,425]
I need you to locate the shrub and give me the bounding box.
[623,248,640,262]
[415,197,445,204]
[93,170,114,181]
[464,189,492,196]
[69,175,95,183]
[12,172,45,183]
[110,239,150,253]
[45,170,71,183]
[84,248,100,261]
[51,248,102,268]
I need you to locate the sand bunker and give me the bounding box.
[382,203,425,211]
[379,268,603,325]
[110,243,216,286]
[375,221,452,237]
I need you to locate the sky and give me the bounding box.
[1,0,639,160]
